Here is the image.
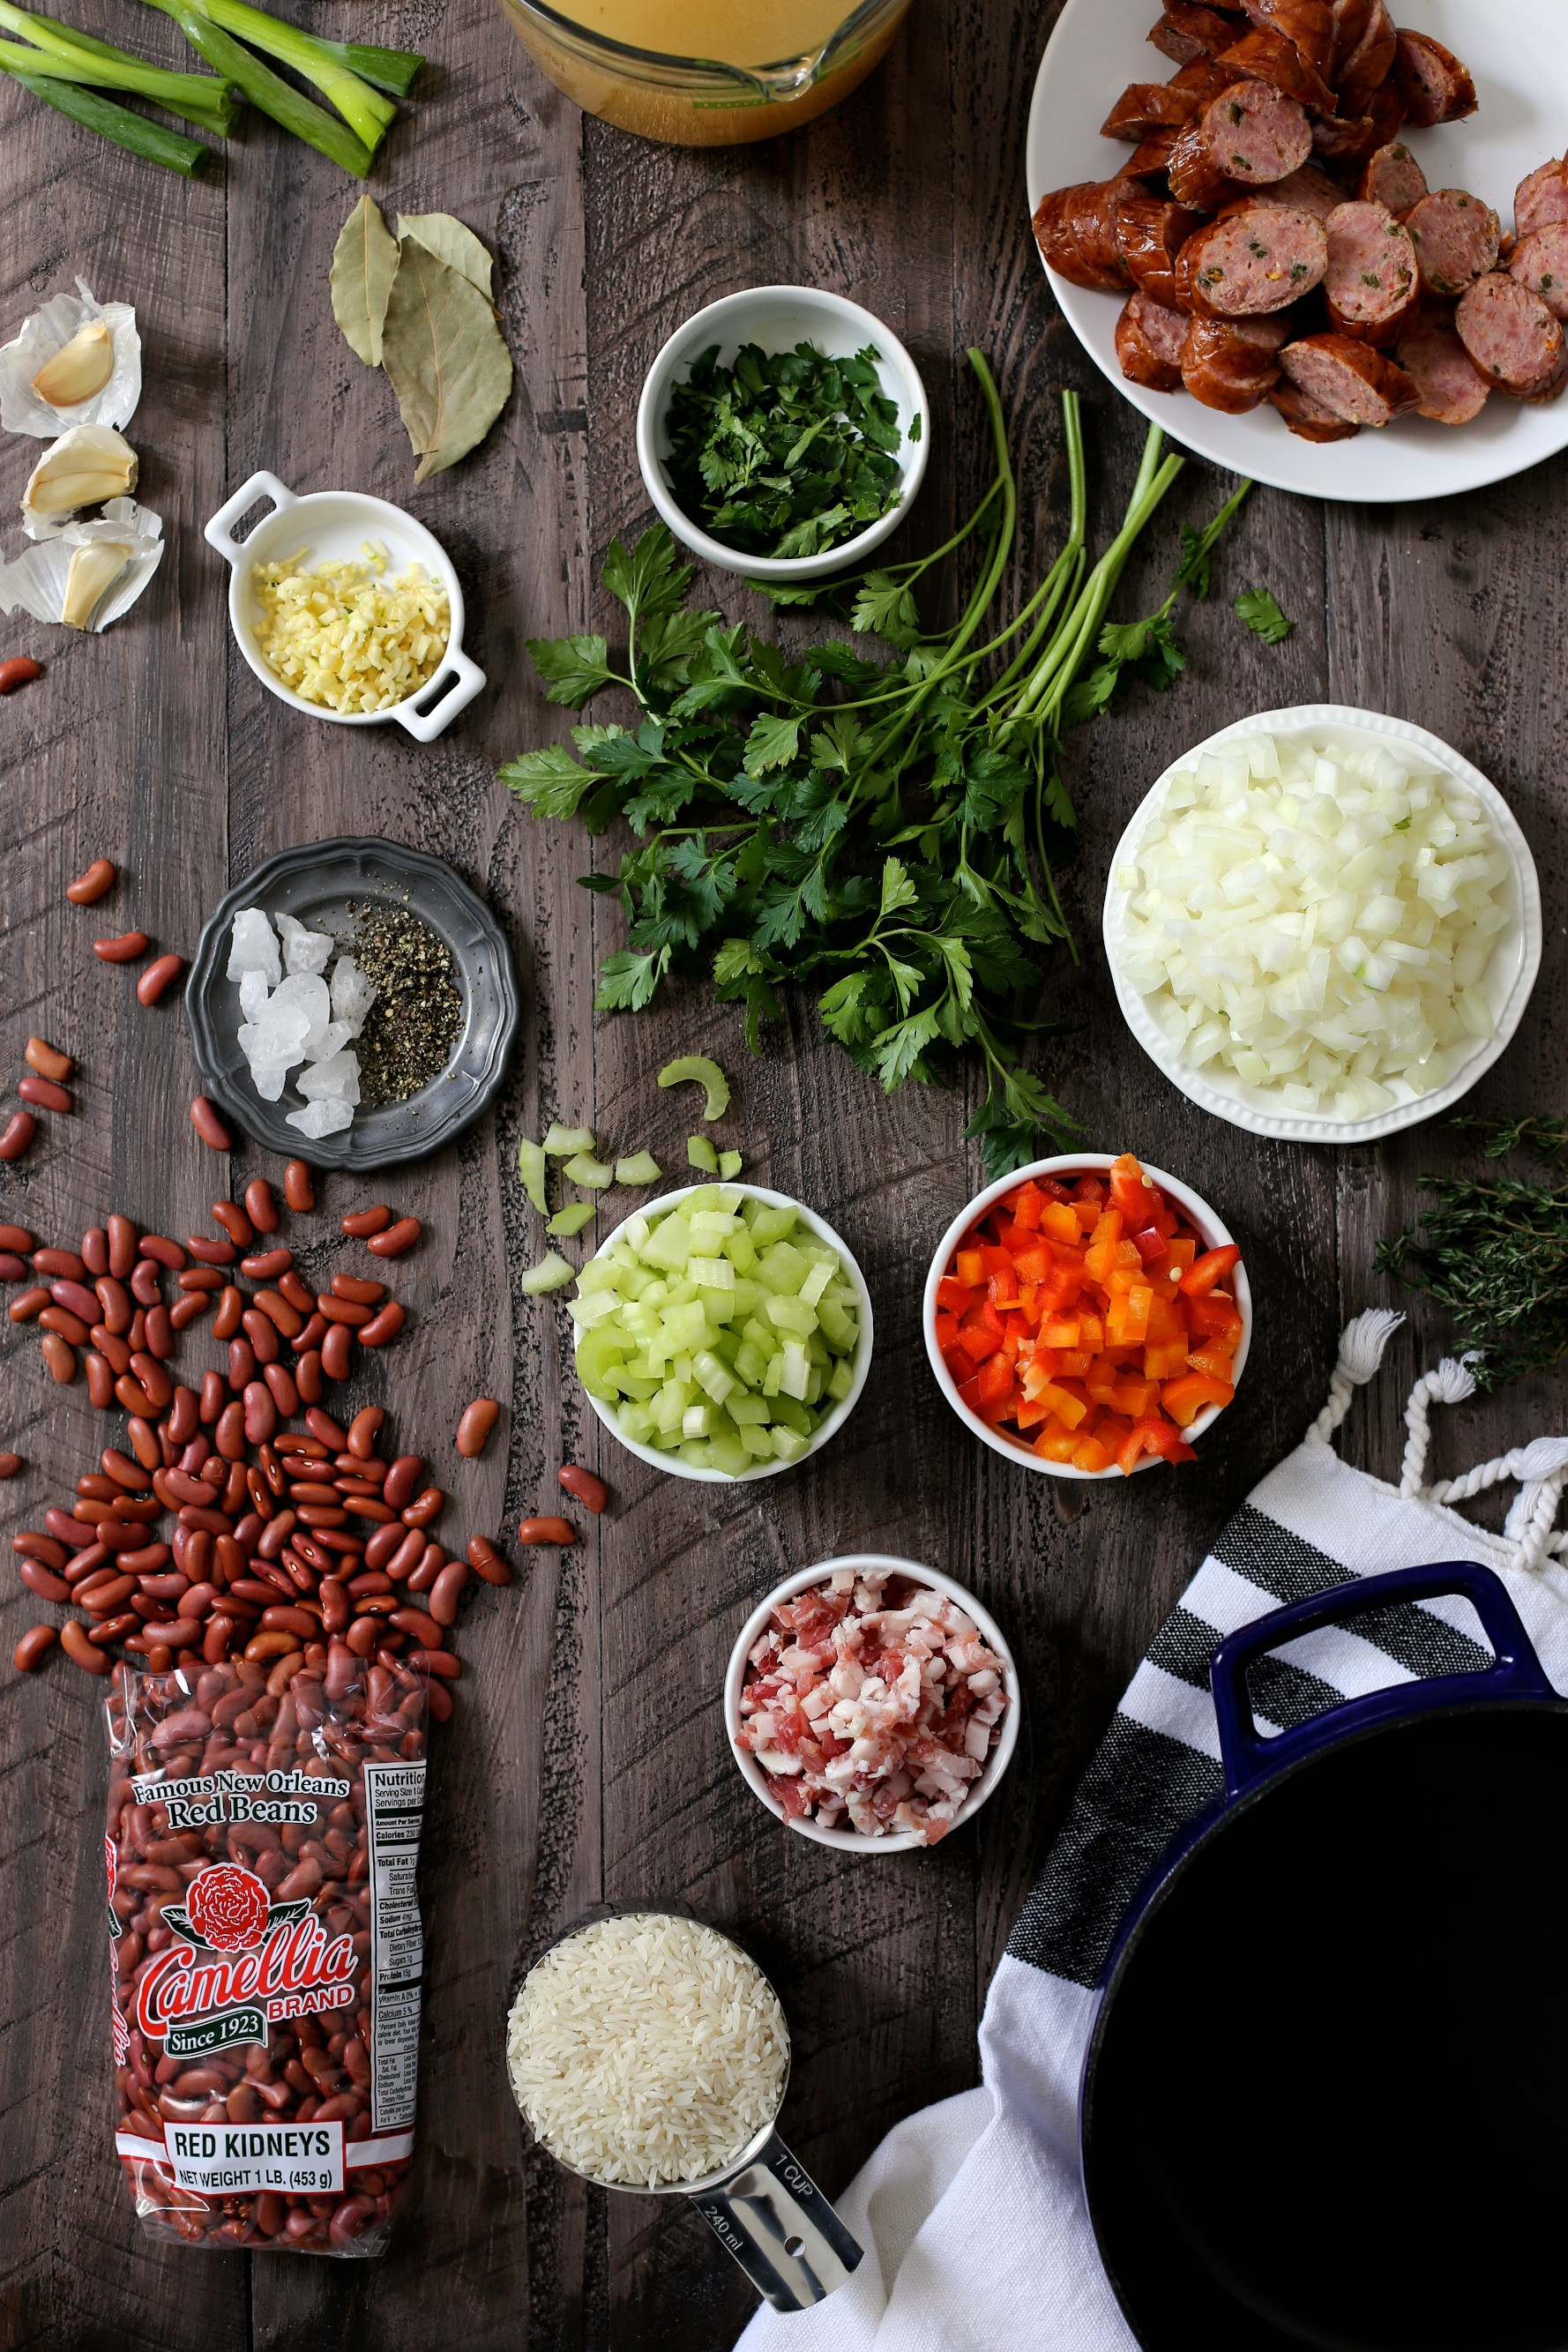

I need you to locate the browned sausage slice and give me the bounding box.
[1116,199,1208,309]
[1280,333,1420,422]
[1119,130,1183,184]
[1515,161,1568,241]
[1149,4,1239,66]
[1168,117,1234,211]
[1177,205,1329,315]
[1313,78,1405,171]
[1324,199,1418,341]
[1230,161,1342,220]
[1328,0,1374,81]
[1182,314,1292,411]
[1117,293,1191,392]
[1405,190,1501,301]
[1393,30,1476,129]
[1510,222,1568,323]
[1394,310,1492,423]
[1033,183,1134,292]
[1359,140,1426,215]
[1214,26,1337,116]
[1101,81,1206,142]
[1457,272,1567,397]
[1268,378,1362,438]
[1238,0,1335,79]
[1335,0,1396,114]
[1200,78,1314,186]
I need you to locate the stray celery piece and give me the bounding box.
[6,63,211,165]
[687,1135,720,1174]
[549,1201,597,1237]
[718,1149,743,1180]
[517,1138,548,1213]
[659,1054,731,1121]
[564,1152,614,1189]
[615,1150,662,1186]
[519,1252,575,1294]
[543,1122,596,1155]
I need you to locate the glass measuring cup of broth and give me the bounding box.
[497,0,915,145]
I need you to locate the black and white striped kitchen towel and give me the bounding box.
[741,1318,1568,2352]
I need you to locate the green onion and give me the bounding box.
[0,31,235,129]
[331,38,421,98]
[139,0,373,175]
[5,64,209,168]
[192,0,394,143]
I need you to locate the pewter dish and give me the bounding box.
[185,836,519,1170]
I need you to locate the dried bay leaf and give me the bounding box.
[379,238,513,483]
[331,194,399,368]
[395,212,495,303]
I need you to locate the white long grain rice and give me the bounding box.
[504,1913,788,2188]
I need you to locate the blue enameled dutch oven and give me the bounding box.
[1080,1561,1568,2352]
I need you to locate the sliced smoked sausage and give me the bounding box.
[1456,273,1567,399]
[1335,0,1396,116]
[1328,0,1375,82]
[1116,198,1208,307]
[1359,140,1426,215]
[1101,80,1212,143]
[1510,222,1568,323]
[1313,78,1405,173]
[1213,27,1336,117]
[1032,183,1134,292]
[1393,30,1476,130]
[1120,130,1183,183]
[1280,333,1420,423]
[1176,205,1328,315]
[1181,314,1291,411]
[1148,4,1238,67]
[1268,377,1361,439]
[1515,161,1568,241]
[1324,199,1417,341]
[1394,310,1491,424]
[1169,117,1234,212]
[1237,0,1335,81]
[1228,161,1341,220]
[1198,78,1314,187]
[1405,190,1501,301]
[1116,293,1191,391]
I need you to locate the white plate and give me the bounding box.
[1026,0,1568,502]
[1101,706,1542,1144]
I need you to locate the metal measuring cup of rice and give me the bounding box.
[504,1908,862,2311]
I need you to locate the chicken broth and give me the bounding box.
[570,0,854,65]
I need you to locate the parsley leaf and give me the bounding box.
[526,632,615,707]
[1234,586,1295,645]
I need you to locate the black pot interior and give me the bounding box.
[1083,1705,1568,2352]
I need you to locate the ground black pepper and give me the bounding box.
[350,904,463,1107]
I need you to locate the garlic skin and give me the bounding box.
[22,425,138,535]
[0,278,141,437]
[61,540,133,630]
[32,319,116,408]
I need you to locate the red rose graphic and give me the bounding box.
[185,1863,271,1953]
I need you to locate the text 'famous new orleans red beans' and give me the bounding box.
[106,1652,427,2256]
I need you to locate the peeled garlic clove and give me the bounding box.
[31,319,115,408]
[61,540,132,631]
[22,425,137,525]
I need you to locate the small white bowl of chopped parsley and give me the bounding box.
[636,285,930,583]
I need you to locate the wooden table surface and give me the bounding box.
[2,0,1564,2343]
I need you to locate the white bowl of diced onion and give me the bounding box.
[1102,707,1542,1145]
[570,1183,874,1483]
[724,1557,1022,1853]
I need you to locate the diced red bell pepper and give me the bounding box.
[1186,1342,1239,1383]
[1072,1432,1115,1473]
[974,1352,1016,1417]
[1184,1296,1243,1350]
[1109,1153,1156,1222]
[1071,1175,1105,1204]
[1041,1200,1083,1245]
[1143,1338,1190,1381]
[1106,1282,1153,1346]
[1033,1422,1081,1462]
[1161,1371,1236,1428]
[1131,1224,1169,1263]
[935,1311,963,1352]
[955,1248,984,1289]
[1117,1416,1198,1475]
[1010,1242,1055,1285]
[1180,1243,1242,1298]
[1034,1380,1088,1430]
[936,1276,972,1315]
[1011,1182,1045,1231]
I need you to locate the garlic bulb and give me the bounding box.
[32,319,116,408]
[61,541,133,630]
[22,426,138,534]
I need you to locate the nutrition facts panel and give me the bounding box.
[363,1759,427,2135]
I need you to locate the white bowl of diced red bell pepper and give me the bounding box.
[922,1153,1252,1479]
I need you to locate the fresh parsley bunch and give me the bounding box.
[502,354,1252,1176]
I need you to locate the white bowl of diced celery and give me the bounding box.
[569,1183,874,1482]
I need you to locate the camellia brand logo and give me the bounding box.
[135,1862,359,2044]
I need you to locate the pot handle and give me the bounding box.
[687,2128,863,2311]
[1210,1559,1555,1801]
[204,471,296,565]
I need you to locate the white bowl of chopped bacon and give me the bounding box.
[725,1556,1022,1852]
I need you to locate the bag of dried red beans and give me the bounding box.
[105,1646,428,2255]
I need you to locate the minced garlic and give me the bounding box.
[250,541,450,714]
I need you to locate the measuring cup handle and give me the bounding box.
[689,2129,862,2312]
[393,646,486,743]
[204,472,296,566]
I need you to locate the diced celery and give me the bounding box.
[687,1134,720,1173]
[691,1209,742,1237]
[709,1433,750,1476]
[758,1241,810,1293]
[770,1425,810,1463]
[576,1325,632,1393]
[723,1223,757,1274]
[564,1152,614,1189]
[711,1328,743,1365]
[693,1348,735,1404]
[726,1392,772,1424]
[640,1215,691,1271]
[614,1150,662,1186]
[763,1352,783,1397]
[665,1277,699,1309]
[719,1150,743,1180]
[806,1332,830,1367]
[701,1289,736,1325]
[661,1301,709,1353]
[826,1357,855,1404]
[683,1403,713,1438]
[779,1340,811,1400]
[544,1123,596,1155]
[518,1138,548,1213]
[652,1381,687,1435]
[577,1258,623,1295]
[618,1376,660,1401]
[817,1298,857,1348]
[799,1256,836,1306]
[617,1403,656,1443]
[803,1366,824,1406]
[738,1422,776,1459]
[568,1291,622,1330]
[765,1293,818,1338]
[672,1352,694,1386]
[678,1439,714,1467]
[688,1255,735,1290]
[729,1280,760,1319]
[659,1053,731,1120]
[520,1252,574,1293]
[749,1206,797,1244]
[771,1394,814,1437]
[734,1340,769,1387]
[549,1202,597,1237]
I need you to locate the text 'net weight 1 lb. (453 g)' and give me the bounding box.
[104,1651,427,2255]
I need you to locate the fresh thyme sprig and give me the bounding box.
[1377,1157,1568,1389]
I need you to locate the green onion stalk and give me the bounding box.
[140,0,379,175]
[4,64,211,168]
[0,0,239,134]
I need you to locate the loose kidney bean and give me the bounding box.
[358,1302,405,1348]
[185,1236,235,1268]
[40,1304,89,1345]
[168,1295,208,1333]
[347,1407,385,1460]
[212,1286,243,1342]
[25,1037,72,1083]
[0,1453,21,1480]
[66,857,115,904]
[456,1399,500,1460]
[0,1223,34,1253]
[263,1363,300,1417]
[130,1260,162,1309]
[114,1374,155,1417]
[366,1217,422,1260]
[518,1517,577,1546]
[41,1333,77,1383]
[340,1205,392,1237]
[381,1455,422,1512]
[13,1624,56,1670]
[405,1547,443,1594]
[19,1075,70,1113]
[190,1097,231,1150]
[60,1619,109,1674]
[467,1535,511,1587]
[94,1277,132,1334]
[46,1508,97,1547]
[210,1199,253,1249]
[19,1557,71,1602]
[405,1647,459,1679]
[102,1448,151,1491]
[178,1267,224,1293]
[50,1280,98,1322]
[283,1159,315,1213]
[136,954,185,1007]
[428,1559,469,1626]
[0,1113,38,1161]
[15,1531,69,1569]
[332,1274,384,1307]
[35,1249,87,1283]
[305,1407,347,1450]
[198,1370,224,1426]
[138,1236,186,1273]
[318,1295,373,1327]
[85,1352,115,1408]
[362,1522,403,1574]
[242,1383,276,1445]
[254,1289,303,1340]
[0,656,44,692]
[10,1288,49,1323]
[295,1350,324,1405]
[0,1254,27,1280]
[244,1178,279,1235]
[129,1354,173,1410]
[144,1306,174,1360]
[81,1228,108,1275]
[214,1402,246,1461]
[167,1387,198,1445]
[93,930,147,962]
[105,1215,135,1280]
[386,1528,427,1582]
[321,1324,353,1381]
[125,1419,161,1472]
[242,1248,292,1280]
[400,1487,444,1530]
[241,1310,279,1366]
